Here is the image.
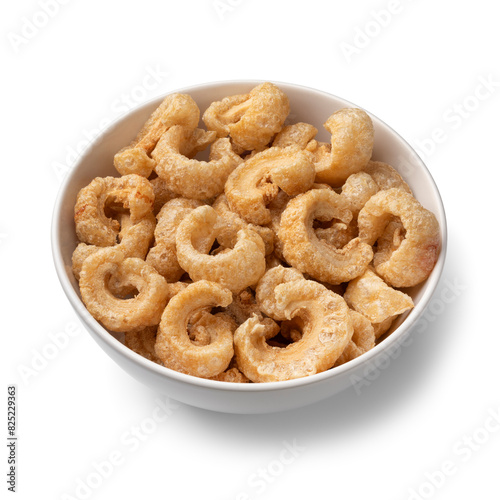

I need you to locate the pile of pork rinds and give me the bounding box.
[73,82,440,383]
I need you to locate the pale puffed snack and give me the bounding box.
[72,82,440,383]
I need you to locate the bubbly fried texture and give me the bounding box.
[152,125,242,200]
[73,82,441,383]
[203,82,289,151]
[234,280,353,382]
[314,108,374,186]
[74,174,154,246]
[175,205,266,293]
[278,188,373,284]
[344,268,414,324]
[146,198,207,282]
[114,93,200,177]
[358,188,440,287]
[155,281,234,378]
[225,146,315,225]
[79,248,171,332]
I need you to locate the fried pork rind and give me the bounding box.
[125,326,162,364]
[314,108,374,187]
[344,268,414,325]
[79,248,171,332]
[278,188,373,285]
[202,82,290,151]
[155,280,234,378]
[72,212,155,280]
[272,122,318,149]
[114,93,200,177]
[152,125,242,200]
[234,280,353,382]
[358,188,440,287]
[212,194,274,256]
[146,198,209,282]
[363,160,412,194]
[225,146,315,225]
[335,310,375,366]
[74,174,154,247]
[175,205,266,293]
[255,265,304,321]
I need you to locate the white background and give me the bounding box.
[2,1,499,499]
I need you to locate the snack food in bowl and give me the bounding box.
[52,80,447,413]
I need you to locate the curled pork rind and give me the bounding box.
[225,146,316,225]
[278,188,373,284]
[146,198,208,282]
[79,248,171,332]
[358,188,440,287]
[155,280,234,378]
[344,268,414,326]
[314,108,374,187]
[74,174,154,247]
[72,212,155,280]
[234,280,353,382]
[113,93,200,177]
[152,125,242,200]
[175,205,266,293]
[202,82,290,151]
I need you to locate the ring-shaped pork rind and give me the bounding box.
[175,205,266,293]
[114,93,200,177]
[225,146,316,225]
[155,280,234,378]
[152,125,243,200]
[74,174,154,247]
[344,268,414,324]
[72,212,156,280]
[234,280,353,382]
[146,198,210,282]
[358,188,440,287]
[202,82,290,151]
[278,188,373,284]
[314,108,374,187]
[79,248,171,332]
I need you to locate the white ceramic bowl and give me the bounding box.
[52,80,447,414]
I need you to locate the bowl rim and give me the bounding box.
[51,79,448,393]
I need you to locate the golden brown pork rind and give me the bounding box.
[79,248,171,332]
[175,205,266,293]
[314,108,374,187]
[114,93,200,177]
[278,188,373,284]
[74,174,154,247]
[202,82,289,151]
[155,281,234,378]
[234,280,353,382]
[358,188,440,287]
[343,268,414,324]
[146,198,209,282]
[152,125,242,200]
[272,122,318,149]
[225,146,315,225]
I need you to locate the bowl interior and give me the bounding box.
[52,80,447,392]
